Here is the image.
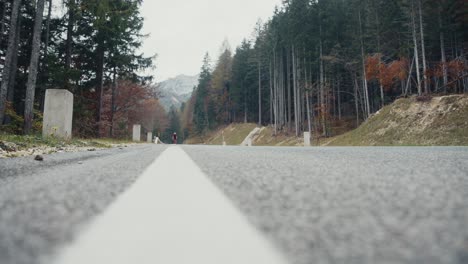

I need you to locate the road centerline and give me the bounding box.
[51,146,288,264]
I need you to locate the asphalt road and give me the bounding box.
[1,145,468,264]
[0,145,168,264]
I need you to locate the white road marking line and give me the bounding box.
[52,146,289,264]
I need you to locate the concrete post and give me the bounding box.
[304,132,311,146]
[42,89,74,140]
[147,132,153,143]
[132,125,141,142]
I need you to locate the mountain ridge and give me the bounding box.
[158,74,198,111]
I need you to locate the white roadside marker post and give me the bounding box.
[147,132,153,143]
[132,125,141,142]
[42,89,74,140]
[154,137,161,144]
[304,132,311,147]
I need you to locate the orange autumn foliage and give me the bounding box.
[100,81,168,138]
[447,59,467,80]
[366,55,409,92]
[365,54,383,81]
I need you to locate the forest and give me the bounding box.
[0,0,181,142]
[1,0,467,143]
[184,0,468,139]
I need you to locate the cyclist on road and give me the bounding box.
[172,132,178,144]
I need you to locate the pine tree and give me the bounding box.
[0,0,22,124]
[210,42,233,124]
[193,53,212,134]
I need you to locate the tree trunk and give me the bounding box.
[38,0,52,111]
[292,46,298,136]
[258,59,262,126]
[287,48,291,130]
[44,0,52,63]
[0,0,8,51]
[7,11,22,103]
[337,79,342,120]
[303,51,308,130]
[332,80,336,118]
[96,43,105,137]
[269,60,273,125]
[0,0,22,124]
[3,11,22,125]
[379,79,384,108]
[405,56,416,96]
[110,68,117,137]
[273,51,277,134]
[418,0,428,94]
[375,3,385,108]
[319,37,326,135]
[354,74,360,127]
[244,82,247,123]
[411,0,422,95]
[24,0,46,134]
[306,90,312,138]
[64,0,75,89]
[318,1,327,136]
[274,53,278,130]
[439,5,448,91]
[278,50,282,130]
[279,50,284,129]
[298,48,307,132]
[359,10,371,118]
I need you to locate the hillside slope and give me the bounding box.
[327,95,468,146]
[185,123,257,145]
[184,95,468,147]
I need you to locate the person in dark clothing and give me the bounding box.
[172,132,177,144]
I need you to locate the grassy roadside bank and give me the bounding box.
[184,95,468,147]
[325,95,468,146]
[184,123,257,145]
[0,134,137,158]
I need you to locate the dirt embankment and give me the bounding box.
[327,95,468,146]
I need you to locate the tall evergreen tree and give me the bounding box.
[0,0,22,124]
[193,53,212,134]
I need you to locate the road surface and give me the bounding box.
[0,145,468,264]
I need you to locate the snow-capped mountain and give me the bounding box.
[158,74,198,111]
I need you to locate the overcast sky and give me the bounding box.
[140,0,281,82]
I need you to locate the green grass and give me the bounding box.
[254,127,302,146]
[207,123,257,145]
[0,133,135,151]
[185,123,258,145]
